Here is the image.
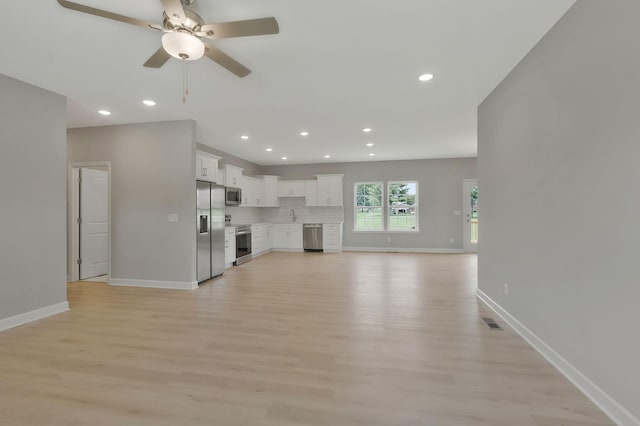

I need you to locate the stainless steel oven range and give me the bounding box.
[234,225,252,265]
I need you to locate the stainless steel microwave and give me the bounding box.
[225,187,242,206]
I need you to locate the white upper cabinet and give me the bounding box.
[241,175,264,207]
[257,175,279,207]
[196,151,221,183]
[277,180,306,197]
[316,174,344,206]
[305,180,318,207]
[224,164,243,188]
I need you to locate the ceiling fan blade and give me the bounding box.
[204,45,251,78]
[143,47,171,68]
[161,0,187,24]
[196,17,279,39]
[57,0,159,31]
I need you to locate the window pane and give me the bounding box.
[355,183,382,207]
[356,207,383,230]
[388,182,417,230]
[355,183,383,230]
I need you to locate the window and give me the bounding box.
[354,181,419,232]
[355,183,383,231]
[388,182,418,231]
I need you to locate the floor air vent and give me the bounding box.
[482,317,502,330]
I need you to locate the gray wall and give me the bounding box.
[0,74,67,319]
[262,158,476,250]
[478,1,639,422]
[68,121,197,284]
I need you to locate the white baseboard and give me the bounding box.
[271,249,304,253]
[476,289,639,426]
[109,278,198,290]
[0,301,70,332]
[343,247,464,254]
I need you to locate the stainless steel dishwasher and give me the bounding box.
[303,224,323,252]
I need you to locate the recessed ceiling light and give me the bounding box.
[282,157,288,160]
[98,110,111,116]
[300,131,309,137]
[363,128,372,133]
[324,155,331,159]
[142,100,156,106]
[419,73,434,82]
[265,148,273,152]
[369,153,376,157]
[366,142,374,147]
[241,135,249,140]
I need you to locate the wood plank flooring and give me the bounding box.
[0,252,612,425]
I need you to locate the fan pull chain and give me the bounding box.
[182,61,188,103]
[186,61,190,96]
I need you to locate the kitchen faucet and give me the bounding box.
[290,209,296,222]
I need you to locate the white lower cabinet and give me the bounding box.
[251,223,272,258]
[322,223,343,252]
[272,224,303,251]
[225,227,236,267]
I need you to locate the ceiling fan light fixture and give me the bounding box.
[162,31,204,61]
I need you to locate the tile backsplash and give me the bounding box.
[225,206,263,224]
[225,198,344,224]
[262,198,344,224]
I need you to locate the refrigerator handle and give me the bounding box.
[199,215,209,233]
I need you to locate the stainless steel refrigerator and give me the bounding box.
[197,181,225,283]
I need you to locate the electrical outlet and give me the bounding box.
[386,237,391,243]
[450,238,455,243]
[504,283,509,296]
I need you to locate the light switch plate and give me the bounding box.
[453,210,461,216]
[168,214,179,223]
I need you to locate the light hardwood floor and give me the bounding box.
[0,252,612,425]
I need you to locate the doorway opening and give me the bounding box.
[69,163,111,283]
[463,179,478,253]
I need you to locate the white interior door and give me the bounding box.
[80,168,108,279]
[463,179,478,253]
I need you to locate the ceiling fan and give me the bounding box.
[56,0,279,78]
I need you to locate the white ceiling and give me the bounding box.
[0,0,574,165]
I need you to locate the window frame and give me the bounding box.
[386,181,419,232]
[353,181,420,233]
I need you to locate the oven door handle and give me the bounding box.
[236,231,251,236]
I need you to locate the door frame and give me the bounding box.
[68,162,112,283]
[463,179,478,253]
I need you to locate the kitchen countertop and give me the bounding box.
[240,222,345,226]
[270,221,344,225]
